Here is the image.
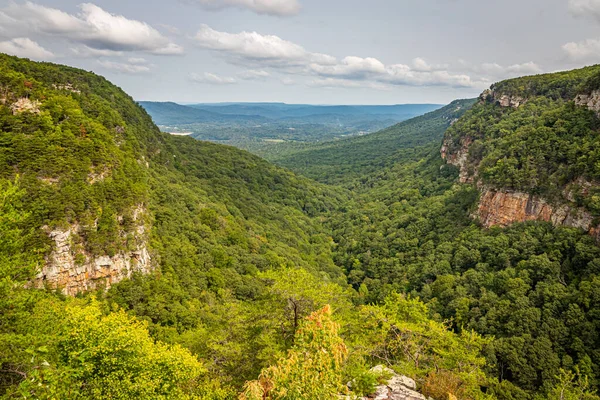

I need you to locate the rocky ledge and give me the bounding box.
[344,366,431,400]
[32,205,152,296]
[575,89,600,116]
[479,88,525,108]
[476,189,599,240]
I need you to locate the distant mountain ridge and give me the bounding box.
[138,101,267,125]
[138,101,444,155]
[140,101,442,123]
[187,102,443,119]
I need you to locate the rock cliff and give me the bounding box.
[478,88,526,108]
[476,188,598,236]
[575,89,600,116]
[442,82,600,235]
[440,136,473,183]
[32,206,152,295]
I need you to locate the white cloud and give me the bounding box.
[193,24,334,66]
[563,38,600,61]
[309,56,386,79]
[412,57,433,72]
[128,57,148,65]
[183,0,300,16]
[564,1,600,62]
[193,25,479,89]
[238,69,270,80]
[1,2,183,55]
[383,64,475,88]
[70,45,123,57]
[97,60,151,73]
[308,77,390,90]
[466,61,543,80]
[569,0,600,23]
[506,62,543,75]
[0,37,54,60]
[481,61,543,77]
[190,72,237,84]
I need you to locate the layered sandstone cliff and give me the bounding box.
[32,205,151,296]
[476,189,597,236]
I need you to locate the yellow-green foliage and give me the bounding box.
[10,300,205,400]
[240,305,348,400]
[544,369,600,400]
[353,293,492,400]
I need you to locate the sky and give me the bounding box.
[0,0,599,104]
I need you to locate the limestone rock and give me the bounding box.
[10,97,40,114]
[32,205,151,296]
[52,83,81,94]
[440,136,473,183]
[478,87,525,108]
[497,94,525,108]
[478,89,493,103]
[575,90,600,115]
[354,366,427,400]
[389,375,417,391]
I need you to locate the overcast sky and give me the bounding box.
[0,0,599,104]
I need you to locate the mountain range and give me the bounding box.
[138,101,443,155]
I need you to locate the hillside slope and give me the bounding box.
[0,53,347,296]
[317,68,600,399]
[272,99,475,184]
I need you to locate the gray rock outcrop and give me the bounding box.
[347,365,429,400]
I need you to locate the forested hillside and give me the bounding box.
[271,99,475,184]
[2,54,600,400]
[0,54,349,396]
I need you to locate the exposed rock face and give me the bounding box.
[479,88,525,108]
[477,190,552,227]
[33,205,151,296]
[440,136,473,183]
[497,94,525,108]
[11,97,40,114]
[52,83,81,94]
[575,90,600,116]
[346,366,428,400]
[477,189,597,232]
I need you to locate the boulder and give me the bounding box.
[353,365,428,400]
